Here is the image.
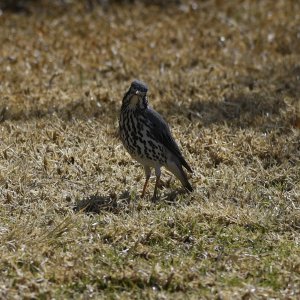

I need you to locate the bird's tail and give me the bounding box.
[166,160,193,192]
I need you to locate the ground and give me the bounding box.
[0,0,299,299]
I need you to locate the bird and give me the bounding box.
[119,80,193,199]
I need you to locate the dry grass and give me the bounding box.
[0,0,300,299]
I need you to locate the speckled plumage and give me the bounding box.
[119,80,193,198]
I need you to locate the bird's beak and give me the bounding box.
[135,90,140,95]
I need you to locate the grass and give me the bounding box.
[0,0,300,298]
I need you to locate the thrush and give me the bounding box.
[119,80,193,199]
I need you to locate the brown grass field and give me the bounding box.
[0,0,300,299]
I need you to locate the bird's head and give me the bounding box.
[122,80,148,110]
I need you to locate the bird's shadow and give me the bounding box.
[73,187,189,215]
[73,190,131,215]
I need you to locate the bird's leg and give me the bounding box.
[141,166,151,198]
[153,167,161,200]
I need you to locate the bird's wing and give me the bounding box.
[143,107,192,173]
